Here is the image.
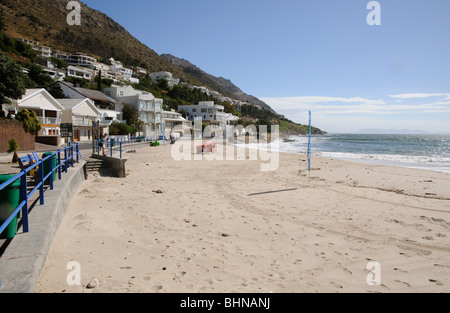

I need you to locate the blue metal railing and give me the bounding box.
[94,135,165,159]
[0,143,82,236]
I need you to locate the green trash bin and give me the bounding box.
[0,175,20,239]
[42,152,57,184]
[110,138,115,147]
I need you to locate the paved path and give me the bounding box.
[0,141,94,175]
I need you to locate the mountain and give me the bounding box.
[1,0,275,110]
[161,54,276,113]
[0,0,199,84]
[1,0,324,135]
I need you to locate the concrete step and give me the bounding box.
[86,159,110,172]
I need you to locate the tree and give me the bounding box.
[179,109,188,119]
[0,52,26,106]
[97,70,102,91]
[15,109,42,134]
[50,56,68,69]
[47,83,66,99]
[64,76,89,88]
[122,103,139,127]
[7,138,19,163]
[157,79,170,91]
[102,78,113,88]
[27,64,53,88]
[109,121,137,135]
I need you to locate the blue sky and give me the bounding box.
[81,0,450,133]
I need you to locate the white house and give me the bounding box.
[67,65,95,81]
[162,110,192,138]
[97,109,124,136]
[42,67,66,81]
[178,101,239,137]
[149,71,180,88]
[57,81,123,135]
[179,101,236,125]
[132,66,147,77]
[103,85,163,138]
[54,52,97,69]
[58,98,101,142]
[108,58,137,83]
[33,45,52,58]
[93,62,110,72]
[4,89,65,145]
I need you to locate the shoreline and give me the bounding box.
[35,143,450,293]
[240,135,450,175]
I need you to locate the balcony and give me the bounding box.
[38,117,61,125]
[215,113,228,122]
[73,116,95,127]
[139,104,154,112]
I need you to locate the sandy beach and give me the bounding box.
[35,141,450,293]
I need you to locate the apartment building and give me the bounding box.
[103,85,163,138]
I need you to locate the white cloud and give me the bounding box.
[260,94,450,133]
[389,93,450,99]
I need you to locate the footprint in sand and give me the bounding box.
[395,280,411,287]
[429,279,444,286]
[330,282,343,289]
[393,267,408,274]
[152,285,163,293]
[343,268,352,275]
[434,264,450,269]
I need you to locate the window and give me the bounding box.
[201,108,207,113]
[192,109,197,112]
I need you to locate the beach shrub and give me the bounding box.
[109,121,136,135]
[7,138,19,163]
[15,109,42,134]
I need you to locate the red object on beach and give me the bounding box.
[197,143,216,154]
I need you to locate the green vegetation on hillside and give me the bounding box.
[0,0,201,85]
[0,52,26,105]
[0,30,37,64]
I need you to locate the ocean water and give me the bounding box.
[241,134,450,173]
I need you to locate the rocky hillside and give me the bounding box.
[0,0,199,84]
